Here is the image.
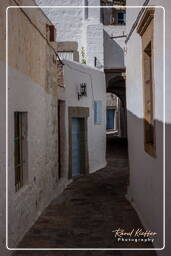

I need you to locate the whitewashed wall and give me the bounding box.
[164,0,171,255]
[58,60,107,174]
[36,1,127,70]
[6,64,70,250]
[86,22,104,69]
[0,62,9,256]
[126,0,169,252]
[36,0,104,69]
[0,1,69,252]
[104,25,126,69]
[36,0,84,44]
[156,1,171,255]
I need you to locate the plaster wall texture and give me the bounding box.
[104,25,126,69]
[126,0,145,32]
[126,0,166,251]
[86,0,101,21]
[104,25,126,38]
[5,5,62,91]
[156,1,171,256]
[58,60,107,174]
[7,65,69,249]
[36,0,126,70]
[36,0,104,69]
[0,66,68,253]
[86,23,104,69]
[36,0,84,47]
[0,0,67,253]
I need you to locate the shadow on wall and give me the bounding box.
[104,30,125,69]
[107,76,127,137]
[165,122,171,255]
[127,110,165,249]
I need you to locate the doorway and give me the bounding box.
[68,107,89,179]
[106,109,115,130]
[71,118,85,177]
[58,100,65,179]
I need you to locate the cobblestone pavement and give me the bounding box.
[14,137,157,256]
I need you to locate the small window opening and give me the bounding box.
[14,112,28,191]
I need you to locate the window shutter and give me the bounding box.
[94,101,102,125]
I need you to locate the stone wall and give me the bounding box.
[0,0,66,254]
[36,0,104,69]
[36,0,84,46]
[35,0,126,70]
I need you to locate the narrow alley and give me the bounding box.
[1,0,168,254]
[13,137,156,255]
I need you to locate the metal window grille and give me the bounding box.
[58,52,74,61]
[14,112,27,192]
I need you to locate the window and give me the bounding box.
[137,9,156,157]
[110,9,126,25]
[117,10,126,25]
[47,24,56,42]
[14,112,28,191]
[106,109,115,130]
[94,101,102,125]
[84,0,88,19]
[101,1,126,25]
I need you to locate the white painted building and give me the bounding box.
[36,0,104,69]
[0,0,106,253]
[106,93,121,135]
[0,1,70,251]
[36,0,127,137]
[1,0,170,254]
[126,0,170,253]
[58,60,106,177]
[36,0,126,70]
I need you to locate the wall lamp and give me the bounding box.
[78,83,87,100]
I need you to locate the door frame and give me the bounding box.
[58,100,66,179]
[68,107,89,179]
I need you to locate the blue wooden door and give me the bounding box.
[72,118,81,177]
[106,109,115,129]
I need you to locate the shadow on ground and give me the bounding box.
[13,137,157,256]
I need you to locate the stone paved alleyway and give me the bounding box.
[14,137,157,256]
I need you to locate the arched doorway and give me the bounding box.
[107,75,127,138]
